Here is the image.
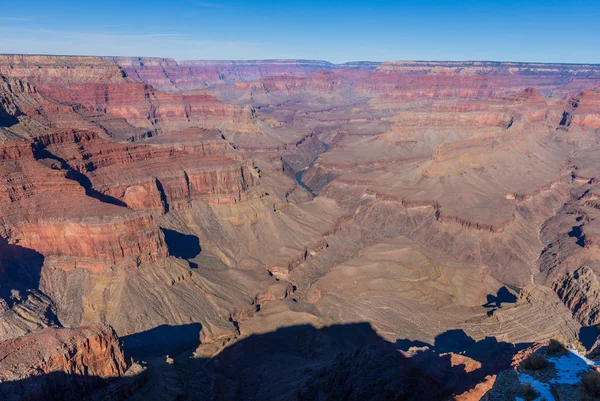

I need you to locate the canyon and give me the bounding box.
[1,54,600,400]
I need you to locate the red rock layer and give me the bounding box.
[0,55,259,136]
[0,132,168,270]
[0,74,108,140]
[0,323,129,401]
[569,90,600,129]
[41,127,261,210]
[12,214,166,268]
[0,138,165,272]
[105,58,600,101]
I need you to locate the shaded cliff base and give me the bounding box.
[0,321,539,401]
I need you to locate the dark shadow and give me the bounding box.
[579,326,598,351]
[65,170,128,207]
[0,370,139,401]
[31,143,127,207]
[568,225,586,247]
[483,286,518,308]
[0,323,532,401]
[30,144,70,169]
[205,323,447,400]
[121,323,202,360]
[161,228,201,268]
[154,178,170,213]
[0,114,19,128]
[397,329,529,396]
[559,111,573,128]
[433,329,477,354]
[0,237,45,299]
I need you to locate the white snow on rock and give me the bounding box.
[516,350,597,401]
[518,373,553,401]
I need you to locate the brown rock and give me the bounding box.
[0,323,129,401]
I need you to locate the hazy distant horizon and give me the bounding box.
[4,52,600,67]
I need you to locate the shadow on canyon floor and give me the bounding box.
[0,114,19,128]
[568,225,586,247]
[483,286,518,309]
[0,370,142,401]
[482,286,518,317]
[121,323,203,360]
[161,228,202,268]
[0,322,533,401]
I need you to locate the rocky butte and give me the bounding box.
[1,54,600,400]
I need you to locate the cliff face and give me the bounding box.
[0,131,169,273]
[0,56,272,346]
[552,266,600,326]
[40,127,261,210]
[0,55,127,85]
[211,61,600,105]
[12,214,167,269]
[0,324,129,401]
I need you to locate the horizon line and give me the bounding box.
[2,52,600,67]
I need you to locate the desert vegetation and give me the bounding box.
[546,339,568,357]
[523,353,550,371]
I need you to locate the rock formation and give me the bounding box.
[0,324,134,401]
[552,266,600,326]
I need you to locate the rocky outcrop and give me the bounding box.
[12,214,167,270]
[0,324,130,401]
[552,266,600,326]
[567,90,600,130]
[0,290,58,341]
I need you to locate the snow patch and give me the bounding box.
[551,350,595,384]
[519,374,553,401]
[516,350,596,401]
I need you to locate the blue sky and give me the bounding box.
[1,0,599,63]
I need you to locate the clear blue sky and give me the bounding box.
[1,0,599,63]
